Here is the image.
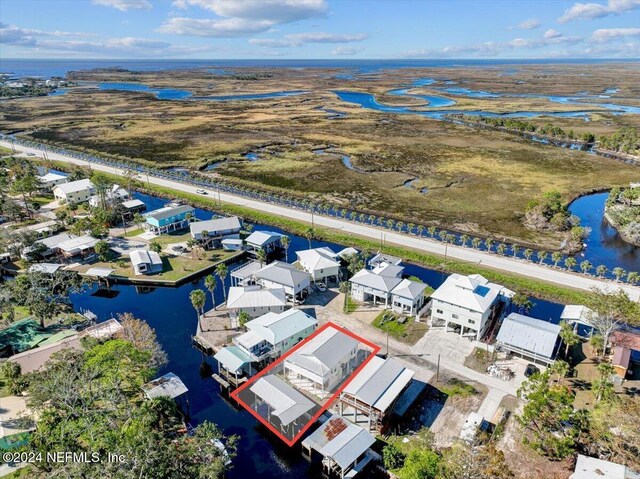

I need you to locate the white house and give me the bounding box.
[55,235,99,261]
[233,309,318,362]
[349,268,402,307]
[570,454,639,479]
[253,261,311,303]
[284,327,359,393]
[38,172,68,190]
[302,414,375,479]
[430,273,514,340]
[230,261,262,287]
[129,249,163,275]
[368,252,401,269]
[53,179,95,204]
[23,232,74,259]
[295,247,341,284]
[88,184,130,208]
[190,216,242,247]
[496,313,561,365]
[390,279,428,316]
[226,286,287,318]
[245,230,282,253]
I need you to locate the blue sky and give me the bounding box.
[1,0,639,59]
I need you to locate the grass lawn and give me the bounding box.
[344,295,360,314]
[464,347,495,374]
[149,230,193,247]
[0,145,15,156]
[371,310,429,345]
[123,227,144,237]
[439,378,479,398]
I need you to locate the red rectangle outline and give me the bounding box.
[230,321,381,446]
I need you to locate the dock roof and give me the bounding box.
[226,287,287,309]
[249,374,315,426]
[302,414,375,470]
[190,216,241,236]
[142,372,188,400]
[245,230,282,247]
[496,313,561,360]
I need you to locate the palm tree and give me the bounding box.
[580,260,592,275]
[396,221,404,232]
[407,223,415,234]
[427,226,437,238]
[460,234,469,247]
[204,274,217,310]
[496,243,507,255]
[281,235,290,261]
[551,251,563,268]
[511,244,519,257]
[612,267,625,282]
[559,320,580,358]
[471,237,482,249]
[256,248,267,266]
[368,215,375,225]
[446,234,456,244]
[386,219,395,230]
[416,225,424,237]
[304,227,314,249]
[627,271,639,284]
[201,230,209,250]
[523,248,533,261]
[216,263,229,301]
[340,208,348,218]
[484,238,494,252]
[538,250,548,264]
[564,257,577,271]
[550,359,570,383]
[359,213,366,223]
[596,264,607,278]
[190,289,206,332]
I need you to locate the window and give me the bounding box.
[452,314,459,319]
[469,319,476,325]
[436,309,443,314]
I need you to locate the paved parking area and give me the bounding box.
[109,237,148,254]
[412,328,477,363]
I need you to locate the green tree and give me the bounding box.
[551,251,563,267]
[460,234,469,246]
[590,334,604,356]
[149,241,162,254]
[627,271,640,284]
[612,267,626,282]
[580,260,592,275]
[256,248,267,266]
[523,248,533,261]
[215,263,229,302]
[596,264,608,278]
[190,289,206,331]
[586,288,640,356]
[303,227,314,249]
[549,359,570,383]
[281,235,290,262]
[382,442,406,470]
[538,250,548,264]
[592,362,615,404]
[512,292,534,313]
[397,449,440,479]
[511,244,519,257]
[427,226,437,238]
[471,237,482,249]
[564,257,577,271]
[95,240,110,262]
[496,243,507,255]
[204,274,217,310]
[559,320,580,359]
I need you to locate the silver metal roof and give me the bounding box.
[190,216,241,236]
[287,328,358,377]
[496,313,561,360]
[142,372,188,400]
[249,374,315,426]
[246,309,317,345]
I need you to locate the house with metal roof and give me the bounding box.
[189,216,242,248]
[234,309,318,363]
[88,184,130,208]
[56,235,99,261]
[496,313,561,365]
[339,356,415,432]
[21,232,74,260]
[214,345,256,384]
[430,273,514,340]
[368,252,402,269]
[53,179,95,204]
[28,263,62,275]
[38,171,68,190]
[302,414,376,479]
[295,247,341,284]
[245,230,282,253]
[349,268,402,307]
[226,286,287,319]
[284,328,359,393]
[253,261,311,303]
[390,279,428,316]
[230,261,262,287]
[570,454,639,479]
[144,204,195,234]
[129,249,163,275]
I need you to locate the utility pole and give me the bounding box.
[386,331,390,358]
[436,353,441,382]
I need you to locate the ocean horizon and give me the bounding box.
[1,57,639,78]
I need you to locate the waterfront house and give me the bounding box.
[390,279,428,316]
[129,249,163,275]
[13,219,59,239]
[245,230,282,253]
[295,247,341,285]
[55,235,99,261]
[190,216,242,248]
[496,313,561,365]
[22,232,74,259]
[121,199,147,219]
[253,261,312,303]
[37,171,68,190]
[284,327,359,393]
[233,309,318,363]
[144,204,195,234]
[349,268,402,308]
[230,261,262,287]
[88,184,130,208]
[339,356,415,432]
[301,414,376,479]
[226,286,287,318]
[430,273,514,340]
[53,179,95,204]
[610,331,640,379]
[214,346,255,384]
[570,454,638,479]
[249,374,316,437]
[368,252,402,269]
[560,304,596,338]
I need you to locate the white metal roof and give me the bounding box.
[214,346,254,374]
[79,318,123,339]
[236,330,264,350]
[129,249,162,266]
[57,235,99,254]
[142,372,188,400]
[28,263,62,274]
[226,287,287,309]
[190,216,241,236]
[53,178,94,195]
[369,252,402,266]
[246,309,317,345]
[302,414,375,470]
[231,261,262,280]
[571,455,634,479]
[37,232,74,249]
[391,279,428,301]
[560,305,595,325]
[343,356,414,412]
[496,313,561,360]
[245,230,282,247]
[249,375,315,426]
[296,247,340,272]
[371,263,404,278]
[431,273,508,313]
[286,328,358,377]
[83,267,115,278]
[39,172,67,183]
[121,199,145,209]
[350,268,402,293]
[337,247,359,260]
[254,261,311,288]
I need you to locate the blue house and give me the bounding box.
[144,204,196,234]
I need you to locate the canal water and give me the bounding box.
[66,191,564,478]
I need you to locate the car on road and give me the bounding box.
[196,189,208,195]
[524,364,540,378]
[26,152,35,156]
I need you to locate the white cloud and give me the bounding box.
[543,29,563,39]
[591,27,640,42]
[92,0,152,11]
[331,45,363,56]
[0,22,93,46]
[517,18,541,30]
[558,0,640,23]
[161,0,327,37]
[249,32,367,48]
